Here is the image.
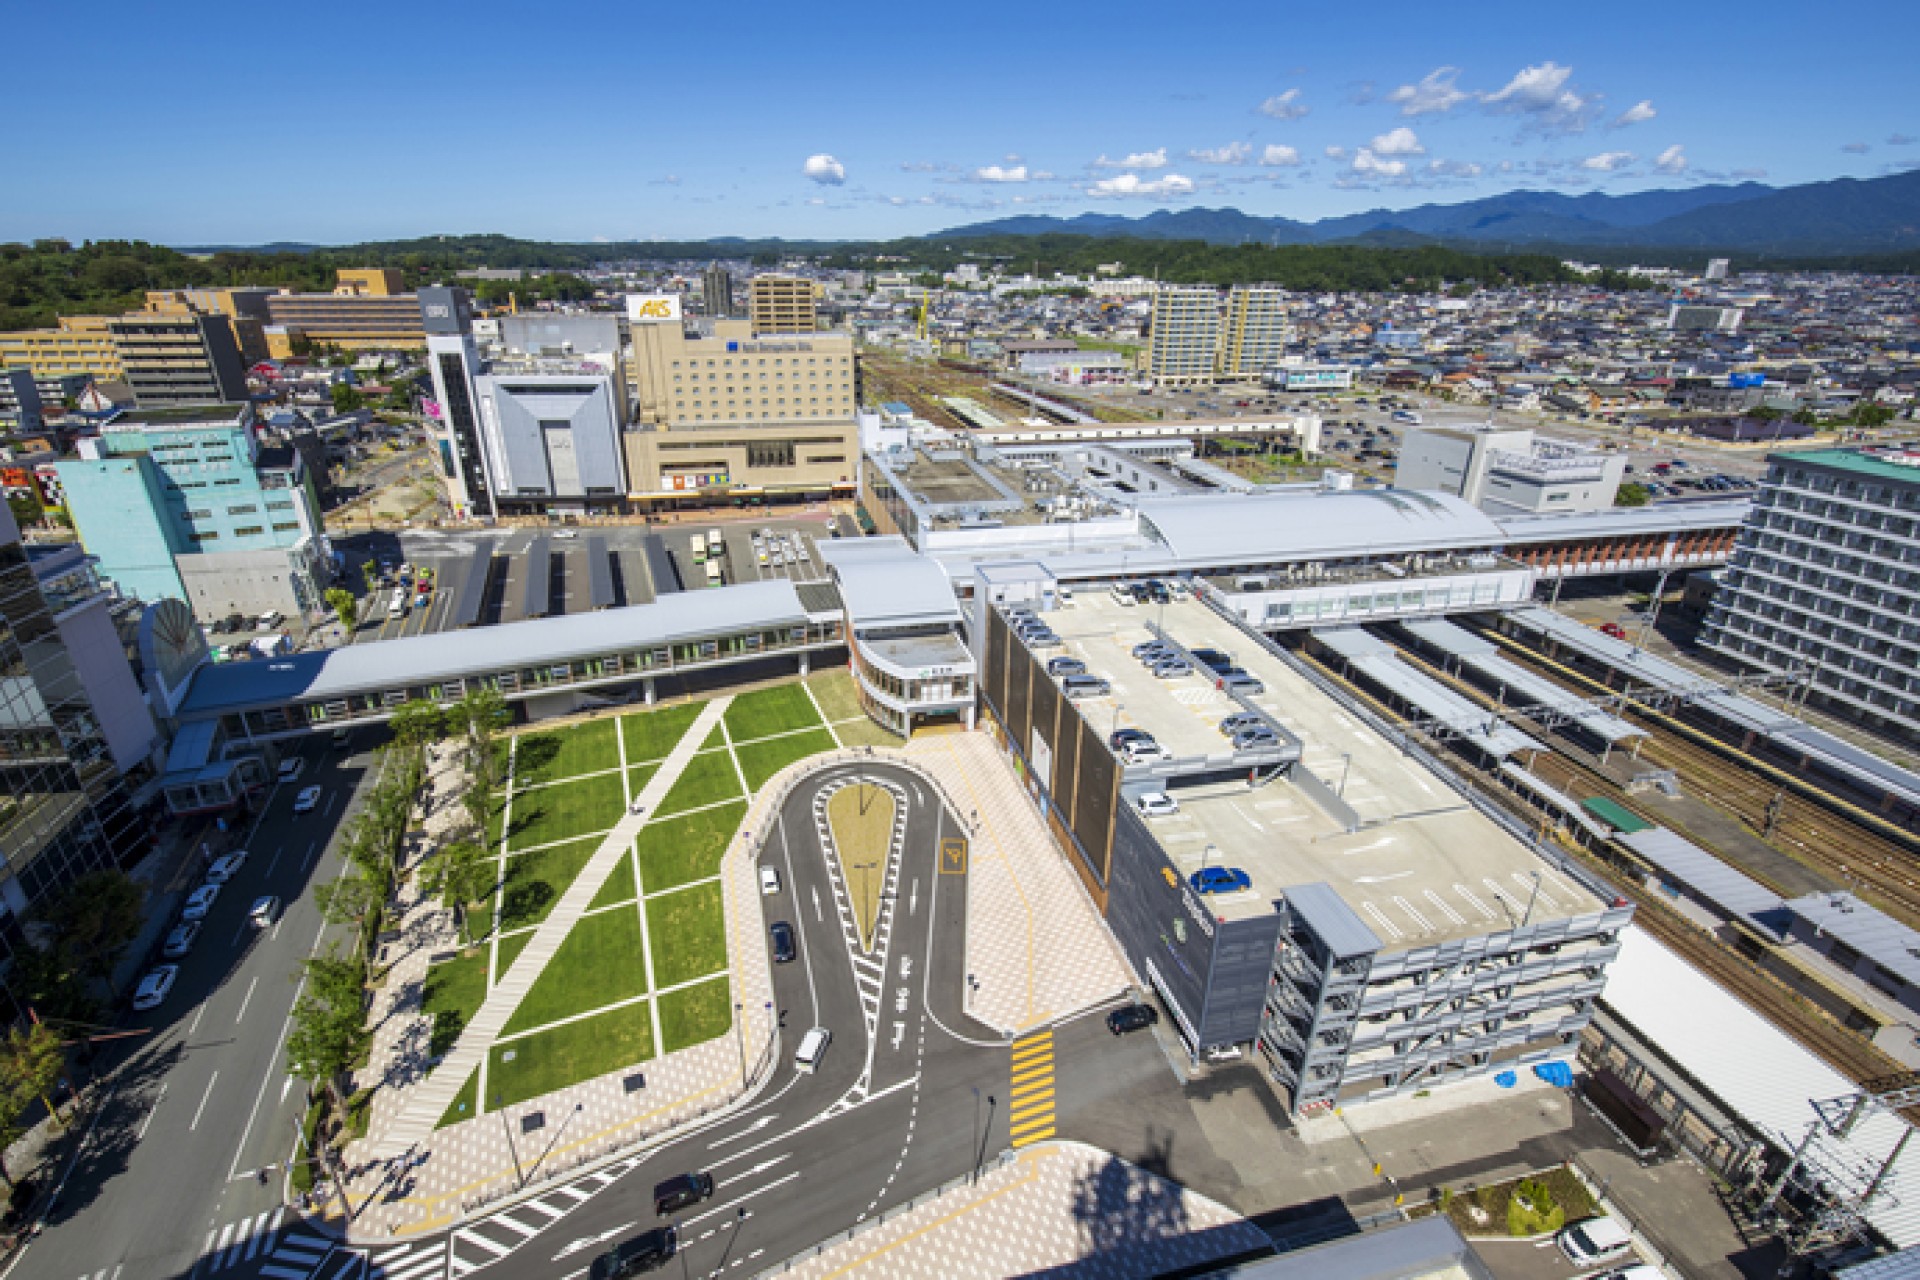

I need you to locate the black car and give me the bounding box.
[769,921,796,964]
[1109,727,1150,751]
[653,1171,715,1216]
[221,612,245,633]
[1190,648,1233,671]
[591,1227,677,1279]
[1107,1004,1159,1035]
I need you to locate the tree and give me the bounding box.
[314,871,383,935]
[331,383,366,414]
[1614,481,1650,507]
[39,871,144,997]
[387,699,446,749]
[360,559,380,594]
[285,944,370,1109]
[0,1024,68,1153]
[325,587,358,631]
[420,841,495,943]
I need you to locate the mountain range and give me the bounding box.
[935,169,1920,255]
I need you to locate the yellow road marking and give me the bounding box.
[1011,1124,1055,1146]
[1009,1113,1055,1138]
[1011,1063,1051,1087]
[1010,1097,1054,1123]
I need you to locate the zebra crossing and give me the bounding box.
[1008,1029,1057,1149]
[174,1208,304,1279]
[312,1239,446,1280]
[447,1159,635,1275]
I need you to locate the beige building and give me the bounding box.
[264,268,424,355]
[142,288,274,365]
[748,275,817,334]
[1219,285,1289,381]
[0,317,124,385]
[1147,286,1222,386]
[623,310,857,506]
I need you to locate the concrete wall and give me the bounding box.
[176,546,316,621]
[56,599,158,774]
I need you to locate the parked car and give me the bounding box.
[1151,658,1191,678]
[276,757,305,783]
[162,921,202,959]
[205,850,249,885]
[1191,866,1253,895]
[590,1227,677,1279]
[1109,728,1151,751]
[759,864,781,895]
[1120,739,1168,765]
[132,965,179,1011]
[1130,641,1169,659]
[292,785,323,815]
[652,1172,715,1216]
[1107,1003,1159,1035]
[1232,726,1280,750]
[181,884,220,921]
[1046,656,1086,677]
[1061,675,1111,698]
[1219,712,1265,736]
[1190,648,1233,671]
[1134,792,1179,817]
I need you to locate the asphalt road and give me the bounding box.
[287,759,1021,1280]
[12,734,380,1280]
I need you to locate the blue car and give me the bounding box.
[1189,866,1252,895]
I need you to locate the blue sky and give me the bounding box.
[7,0,1917,245]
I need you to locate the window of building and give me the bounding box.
[272,521,300,532]
[747,441,796,468]
[266,499,293,511]
[228,504,258,515]
[233,525,265,536]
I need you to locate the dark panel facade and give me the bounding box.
[1202,914,1285,1046]
[1105,801,1215,1048]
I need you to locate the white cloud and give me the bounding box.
[1730,167,1768,180]
[1351,149,1407,178]
[1841,141,1871,154]
[972,164,1029,182]
[1324,145,1348,160]
[1370,127,1425,157]
[1482,62,1599,134]
[1890,133,1917,147]
[1086,172,1196,198]
[1581,150,1636,172]
[1257,89,1309,120]
[1095,148,1168,169]
[1386,67,1468,116]
[1613,100,1657,127]
[806,196,828,206]
[1188,142,1252,165]
[1484,61,1573,110]
[1260,144,1303,167]
[803,154,846,185]
[1426,158,1484,177]
[1654,144,1688,174]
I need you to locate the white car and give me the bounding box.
[553,529,579,540]
[292,785,323,815]
[205,850,249,885]
[1135,792,1180,818]
[181,884,221,921]
[132,965,179,1012]
[759,865,781,896]
[162,921,202,959]
[277,757,305,783]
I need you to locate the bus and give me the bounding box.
[691,540,707,565]
[705,560,723,587]
[706,529,724,559]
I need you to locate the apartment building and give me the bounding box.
[106,313,249,407]
[1147,286,1224,385]
[0,316,124,386]
[748,275,817,334]
[1700,446,1920,743]
[1219,285,1290,381]
[703,265,738,318]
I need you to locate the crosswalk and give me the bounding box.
[313,1240,445,1280]
[1008,1029,1056,1149]
[447,1160,633,1276]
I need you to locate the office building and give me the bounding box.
[0,501,146,1006]
[0,317,124,386]
[703,265,737,318]
[748,275,817,334]
[1700,446,1920,743]
[56,403,330,622]
[106,313,249,407]
[421,287,494,521]
[264,268,426,355]
[1218,285,1289,381]
[624,295,858,506]
[970,577,1628,1110]
[1394,423,1626,515]
[1705,258,1731,281]
[0,369,43,432]
[1147,286,1223,386]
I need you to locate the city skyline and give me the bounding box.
[6,0,1917,246]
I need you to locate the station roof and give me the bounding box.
[1313,626,1544,760]
[178,578,832,720]
[1398,617,1645,744]
[1784,892,1920,991]
[1493,498,1749,545]
[818,536,961,631]
[1617,827,1783,924]
[1136,488,1505,566]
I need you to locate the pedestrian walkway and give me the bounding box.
[367,699,732,1159]
[1008,1030,1057,1149]
[774,1141,1267,1279]
[252,1223,335,1279]
[189,1206,289,1277]
[904,732,1131,1034]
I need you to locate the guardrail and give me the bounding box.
[754,1149,1018,1276]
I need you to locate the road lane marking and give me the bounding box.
[188,1003,207,1036]
[682,1171,798,1227]
[136,1082,167,1142]
[235,976,258,1024]
[189,1071,219,1131]
[707,1115,776,1149]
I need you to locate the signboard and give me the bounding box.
[625,293,683,324]
[1029,727,1054,795]
[659,471,730,492]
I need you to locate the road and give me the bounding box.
[289,759,1022,1280]
[13,735,380,1280]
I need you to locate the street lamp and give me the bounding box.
[1338,752,1354,798]
[973,1094,997,1184]
[494,1094,525,1189]
[734,1002,746,1084]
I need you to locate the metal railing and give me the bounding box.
[754,1149,1019,1275]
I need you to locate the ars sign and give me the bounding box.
[625,294,682,324]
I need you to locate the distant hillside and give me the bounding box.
[936,170,1920,255]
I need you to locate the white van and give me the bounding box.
[1557,1216,1633,1267]
[387,589,408,617]
[759,864,781,895]
[794,1026,831,1073]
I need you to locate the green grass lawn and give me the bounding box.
[834,716,900,749]
[637,802,744,893]
[495,927,535,982]
[439,1069,480,1128]
[699,722,727,752]
[725,683,824,741]
[510,718,620,789]
[498,836,604,933]
[591,855,636,909]
[502,908,649,1035]
[736,728,836,792]
[625,762,659,801]
[621,701,704,764]
[806,669,863,722]
[658,976,733,1055]
[647,881,728,988]
[487,999,655,1111]
[657,750,742,817]
[421,949,489,1058]
[507,770,627,851]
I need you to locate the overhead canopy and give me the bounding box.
[819,536,962,631]
[1137,488,1505,567]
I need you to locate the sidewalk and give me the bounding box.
[905,733,1132,1035]
[771,1140,1268,1279]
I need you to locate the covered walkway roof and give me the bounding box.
[1398,617,1645,745]
[1313,626,1544,760]
[818,536,961,631]
[1137,488,1505,566]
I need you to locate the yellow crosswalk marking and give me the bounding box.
[1009,1030,1056,1149]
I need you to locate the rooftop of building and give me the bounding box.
[1034,594,1602,943]
[105,402,252,427]
[817,535,963,631]
[1772,445,1920,485]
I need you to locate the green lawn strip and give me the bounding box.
[501,908,650,1036]
[507,770,627,851]
[656,751,743,817]
[495,927,535,982]
[621,701,704,764]
[590,854,636,910]
[498,836,605,933]
[736,728,836,792]
[625,762,659,802]
[637,802,746,893]
[699,723,727,752]
[805,669,864,722]
[724,683,823,740]
[421,948,489,1058]
[658,976,733,1055]
[834,717,901,749]
[466,894,496,943]
[488,999,654,1110]
[510,718,619,789]
[438,1069,480,1128]
[647,881,728,989]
